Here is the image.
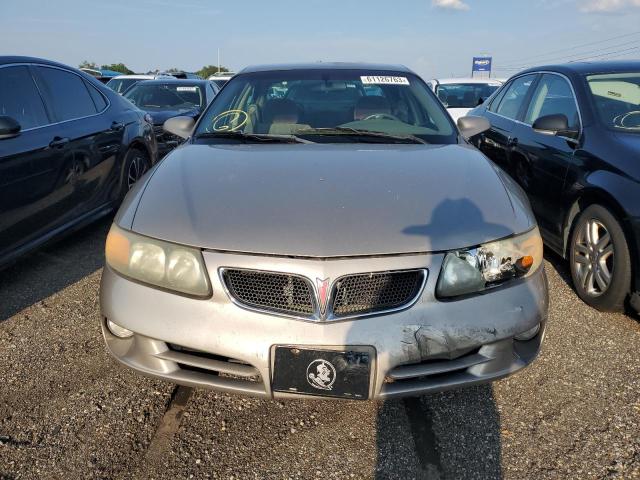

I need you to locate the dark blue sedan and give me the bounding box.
[123,79,219,157]
[469,60,640,314]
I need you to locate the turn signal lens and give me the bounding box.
[105,224,211,297]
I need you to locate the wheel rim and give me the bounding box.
[573,219,614,297]
[127,155,146,189]
[65,161,83,183]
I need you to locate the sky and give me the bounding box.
[1,0,640,79]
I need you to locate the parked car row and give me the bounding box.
[122,78,219,156]
[1,55,638,403]
[105,73,174,95]
[207,71,236,88]
[428,77,504,121]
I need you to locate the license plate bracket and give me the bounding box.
[272,346,372,400]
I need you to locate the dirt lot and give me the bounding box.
[1,217,639,480]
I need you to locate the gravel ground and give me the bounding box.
[0,218,638,479]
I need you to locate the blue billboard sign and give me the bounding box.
[472,57,492,73]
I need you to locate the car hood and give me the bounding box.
[142,108,200,126]
[125,143,534,257]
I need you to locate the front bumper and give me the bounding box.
[100,251,548,400]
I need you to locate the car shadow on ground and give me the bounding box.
[375,386,502,479]
[543,248,572,285]
[0,216,111,322]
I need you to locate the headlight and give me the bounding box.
[105,224,211,297]
[436,227,543,298]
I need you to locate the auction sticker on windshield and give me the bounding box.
[360,76,410,85]
[177,86,198,91]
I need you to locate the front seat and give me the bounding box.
[353,96,392,121]
[261,99,306,134]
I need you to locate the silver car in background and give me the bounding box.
[100,63,548,401]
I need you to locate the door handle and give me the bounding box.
[49,137,70,148]
[111,121,125,131]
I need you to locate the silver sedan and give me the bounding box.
[100,63,548,401]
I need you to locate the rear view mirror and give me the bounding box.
[457,115,491,139]
[532,114,579,140]
[0,116,21,140]
[164,116,195,140]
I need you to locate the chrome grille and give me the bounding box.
[222,269,315,317]
[332,270,425,317]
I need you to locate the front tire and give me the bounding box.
[569,204,631,312]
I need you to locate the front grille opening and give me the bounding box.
[385,347,483,384]
[332,270,424,317]
[222,269,315,316]
[168,344,248,365]
[167,344,261,382]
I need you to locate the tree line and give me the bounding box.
[78,60,229,78]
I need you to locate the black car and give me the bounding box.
[469,60,640,314]
[123,79,219,156]
[0,56,158,268]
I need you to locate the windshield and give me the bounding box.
[106,78,139,94]
[194,70,456,144]
[124,83,204,110]
[435,83,500,108]
[586,72,640,132]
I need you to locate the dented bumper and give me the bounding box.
[100,251,548,400]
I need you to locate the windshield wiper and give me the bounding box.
[194,131,312,144]
[296,127,428,144]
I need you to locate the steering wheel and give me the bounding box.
[613,111,640,128]
[363,113,401,121]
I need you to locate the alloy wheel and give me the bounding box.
[573,219,615,297]
[127,154,146,190]
[65,160,84,184]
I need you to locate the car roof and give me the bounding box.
[239,62,414,74]
[518,60,640,76]
[133,78,211,86]
[431,77,504,85]
[110,74,156,80]
[0,55,76,69]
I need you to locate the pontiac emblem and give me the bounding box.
[316,277,330,314]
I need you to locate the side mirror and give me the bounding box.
[457,115,491,139]
[532,114,579,140]
[0,116,21,140]
[163,116,195,140]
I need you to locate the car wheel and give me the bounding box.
[118,148,150,201]
[126,149,149,190]
[569,204,631,312]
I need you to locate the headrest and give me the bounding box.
[354,96,391,120]
[263,99,300,124]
